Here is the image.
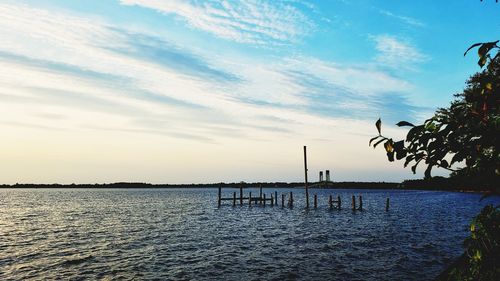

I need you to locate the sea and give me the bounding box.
[1,188,499,280]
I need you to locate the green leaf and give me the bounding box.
[450,153,464,165]
[476,41,499,67]
[463,43,482,57]
[384,140,394,153]
[415,153,425,161]
[406,125,424,142]
[411,158,424,174]
[478,56,488,68]
[369,136,379,146]
[477,41,499,57]
[424,164,432,179]
[373,138,386,148]
[411,164,417,174]
[404,155,415,168]
[392,141,406,160]
[396,121,415,127]
[396,150,406,160]
[393,140,404,151]
[425,122,437,132]
[485,82,493,91]
[375,118,382,135]
[386,151,394,162]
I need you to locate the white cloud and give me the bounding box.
[0,3,416,135]
[379,10,425,28]
[0,3,427,183]
[119,0,314,44]
[372,34,428,70]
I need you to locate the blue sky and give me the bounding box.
[0,0,498,184]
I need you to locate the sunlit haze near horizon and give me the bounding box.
[0,0,498,184]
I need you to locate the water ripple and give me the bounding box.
[0,188,498,280]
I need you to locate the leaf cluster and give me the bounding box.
[448,205,500,281]
[370,41,500,180]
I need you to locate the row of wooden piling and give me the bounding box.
[217,187,390,211]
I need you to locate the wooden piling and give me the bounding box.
[259,185,263,205]
[304,146,309,209]
[275,191,278,205]
[218,187,221,208]
[329,195,333,209]
[338,195,341,210]
[358,195,363,211]
[289,191,294,207]
[313,194,317,208]
[249,192,252,206]
[352,195,356,211]
[263,194,266,206]
[281,193,285,207]
[386,197,390,212]
[240,185,243,206]
[233,192,236,207]
[271,194,274,206]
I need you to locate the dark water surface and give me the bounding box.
[1,188,499,280]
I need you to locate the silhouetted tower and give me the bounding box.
[319,171,324,182]
[326,170,331,182]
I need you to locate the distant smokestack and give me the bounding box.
[319,171,323,182]
[326,170,330,182]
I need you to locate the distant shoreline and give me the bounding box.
[0,181,495,193]
[0,182,399,189]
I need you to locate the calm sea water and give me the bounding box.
[1,188,499,281]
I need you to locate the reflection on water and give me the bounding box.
[0,188,498,280]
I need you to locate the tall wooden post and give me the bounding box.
[289,192,294,207]
[263,194,266,206]
[249,192,252,206]
[275,191,278,205]
[314,194,317,209]
[386,198,390,212]
[218,187,221,208]
[239,185,243,206]
[233,192,236,207]
[304,146,309,209]
[338,195,341,210]
[329,195,333,209]
[358,195,363,211]
[271,194,274,206]
[352,195,356,211]
[282,193,285,207]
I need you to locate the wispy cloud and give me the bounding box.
[379,10,425,28]
[119,0,315,45]
[0,2,421,144]
[371,34,428,70]
[0,1,486,182]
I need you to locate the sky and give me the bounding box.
[0,0,498,184]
